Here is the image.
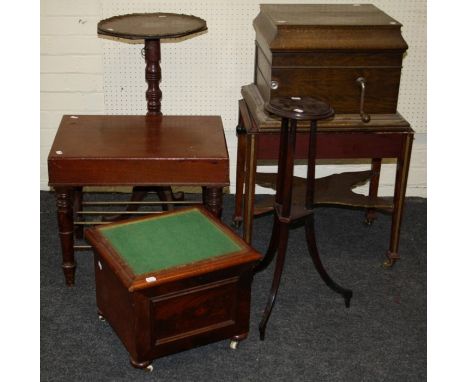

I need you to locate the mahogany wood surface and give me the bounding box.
[85,206,261,369]
[48,115,229,186]
[257,98,352,340]
[48,115,230,286]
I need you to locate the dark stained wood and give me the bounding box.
[233,96,414,266]
[98,12,207,218]
[48,115,229,186]
[48,115,230,286]
[85,206,261,368]
[257,99,351,340]
[144,39,162,115]
[253,4,408,116]
[55,188,75,286]
[97,13,207,40]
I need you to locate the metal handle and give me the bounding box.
[270,80,279,90]
[356,77,371,123]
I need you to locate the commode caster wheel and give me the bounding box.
[145,365,153,372]
[229,340,239,350]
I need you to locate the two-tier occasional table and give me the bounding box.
[49,115,229,286]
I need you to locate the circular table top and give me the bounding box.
[265,96,334,121]
[97,12,207,40]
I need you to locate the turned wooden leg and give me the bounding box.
[202,187,223,219]
[243,134,258,244]
[232,116,247,229]
[365,158,382,225]
[55,187,76,286]
[385,134,413,267]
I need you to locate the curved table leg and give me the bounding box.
[305,214,352,307]
[259,222,289,340]
[255,216,280,273]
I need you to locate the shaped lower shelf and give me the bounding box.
[254,170,393,219]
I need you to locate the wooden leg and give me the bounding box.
[232,119,247,228]
[202,187,223,219]
[305,214,352,307]
[55,187,76,286]
[364,158,382,225]
[255,216,280,273]
[243,134,258,244]
[259,222,289,340]
[73,187,83,239]
[385,134,413,267]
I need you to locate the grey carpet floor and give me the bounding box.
[41,192,426,381]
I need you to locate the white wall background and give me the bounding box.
[40,0,426,197]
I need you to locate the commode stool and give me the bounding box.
[257,96,352,340]
[85,206,261,371]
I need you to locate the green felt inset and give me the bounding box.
[99,209,243,275]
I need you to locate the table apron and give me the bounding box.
[48,159,229,186]
[256,131,410,160]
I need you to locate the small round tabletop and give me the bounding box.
[265,96,334,121]
[97,12,207,40]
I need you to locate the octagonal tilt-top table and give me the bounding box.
[96,13,208,215]
[97,12,207,115]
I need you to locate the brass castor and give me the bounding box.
[229,340,239,350]
[383,258,396,268]
[383,251,399,268]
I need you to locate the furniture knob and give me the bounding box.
[270,80,279,90]
[356,77,371,123]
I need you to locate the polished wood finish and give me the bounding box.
[85,207,261,369]
[49,115,229,186]
[97,13,207,40]
[233,87,414,263]
[48,115,229,286]
[257,98,351,340]
[144,39,162,115]
[97,12,208,214]
[253,4,408,117]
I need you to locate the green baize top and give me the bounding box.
[99,209,242,276]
